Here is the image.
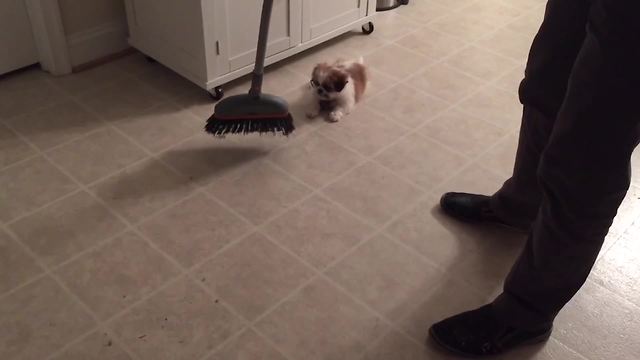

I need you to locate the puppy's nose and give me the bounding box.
[317,88,324,95]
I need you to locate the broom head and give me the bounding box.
[205,93,295,136]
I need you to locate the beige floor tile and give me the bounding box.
[0,229,42,295]
[0,156,78,223]
[47,128,148,185]
[375,134,468,192]
[256,278,389,360]
[368,12,422,42]
[507,9,544,37]
[140,195,251,268]
[195,233,314,321]
[269,132,363,188]
[317,106,410,157]
[173,90,218,121]
[429,0,477,10]
[631,148,640,186]
[554,280,640,360]
[328,235,442,320]
[479,132,519,177]
[159,133,270,187]
[457,233,526,297]
[332,32,390,57]
[6,100,104,151]
[496,0,547,11]
[114,52,157,76]
[457,86,523,130]
[436,163,506,196]
[264,195,374,269]
[51,62,128,96]
[495,64,526,93]
[445,46,519,82]
[111,104,201,154]
[497,338,587,360]
[608,185,640,237]
[420,110,508,156]
[395,1,451,25]
[407,63,485,103]
[10,191,126,267]
[398,277,487,344]
[56,232,180,320]
[366,83,450,129]
[366,68,400,99]
[207,161,311,225]
[386,197,482,268]
[207,329,287,360]
[110,277,244,360]
[593,235,640,307]
[478,29,533,62]
[262,64,309,95]
[0,123,35,168]
[50,331,133,360]
[361,330,453,360]
[428,13,498,42]
[136,65,204,100]
[0,68,68,119]
[79,77,167,123]
[0,277,95,360]
[366,44,431,80]
[395,29,467,62]
[323,162,423,225]
[458,0,523,26]
[90,159,194,223]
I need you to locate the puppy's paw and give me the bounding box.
[328,110,343,122]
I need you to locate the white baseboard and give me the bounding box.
[67,21,129,67]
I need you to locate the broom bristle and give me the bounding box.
[205,113,294,136]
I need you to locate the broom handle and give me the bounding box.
[249,0,274,97]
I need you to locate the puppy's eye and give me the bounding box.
[310,79,319,87]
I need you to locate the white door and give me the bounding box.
[215,0,302,73]
[0,0,39,75]
[302,0,366,41]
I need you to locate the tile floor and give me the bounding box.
[1,0,640,359]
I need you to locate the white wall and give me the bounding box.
[58,0,129,66]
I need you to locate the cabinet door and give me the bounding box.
[215,0,302,73]
[0,0,38,75]
[302,0,366,41]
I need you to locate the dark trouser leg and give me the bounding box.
[490,0,590,228]
[494,0,640,328]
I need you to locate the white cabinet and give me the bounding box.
[215,0,302,72]
[124,0,376,97]
[302,0,366,41]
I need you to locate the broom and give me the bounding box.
[205,0,295,136]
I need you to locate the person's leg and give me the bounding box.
[442,0,590,230]
[490,0,591,228]
[494,0,640,328]
[431,0,640,355]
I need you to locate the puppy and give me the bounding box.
[306,57,368,122]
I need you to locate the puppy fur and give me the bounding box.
[306,57,368,122]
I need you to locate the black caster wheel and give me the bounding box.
[209,86,224,101]
[362,22,374,35]
[144,56,157,63]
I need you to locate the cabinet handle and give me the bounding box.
[215,41,220,55]
[357,0,361,7]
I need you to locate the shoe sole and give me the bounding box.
[428,326,552,358]
[439,204,530,234]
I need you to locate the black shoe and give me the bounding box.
[429,304,552,357]
[439,192,527,232]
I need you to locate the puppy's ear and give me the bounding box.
[332,71,349,92]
